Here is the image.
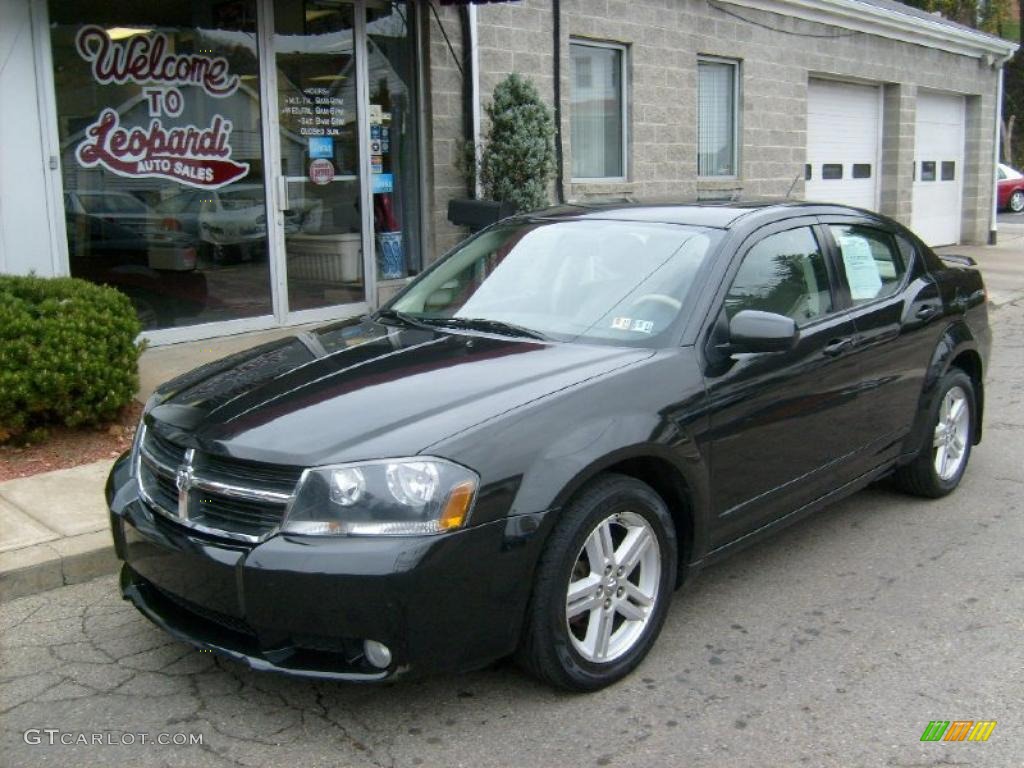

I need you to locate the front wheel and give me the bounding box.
[894,369,975,498]
[1009,190,1024,214]
[516,474,677,691]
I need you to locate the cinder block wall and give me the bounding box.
[880,82,916,226]
[424,3,470,257]
[425,0,999,259]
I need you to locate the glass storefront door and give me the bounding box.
[46,0,420,341]
[269,0,421,319]
[272,0,367,314]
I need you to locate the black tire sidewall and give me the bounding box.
[540,478,677,690]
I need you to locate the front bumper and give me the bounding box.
[107,454,550,681]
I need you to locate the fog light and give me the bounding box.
[363,639,392,669]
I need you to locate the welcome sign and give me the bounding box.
[73,26,249,189]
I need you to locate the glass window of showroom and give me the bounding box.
[49,0,422,337]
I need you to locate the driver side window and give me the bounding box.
[725,227,833,325]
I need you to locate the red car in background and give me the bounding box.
[998,163,1024,213]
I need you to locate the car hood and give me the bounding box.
[147,317,653,467]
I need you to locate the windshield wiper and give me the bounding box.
[374,308,437,332]
[423,316,550,341]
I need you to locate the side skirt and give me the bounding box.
[698,461,895,567]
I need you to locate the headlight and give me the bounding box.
[129,395,160,478]
[128,421,147,478]
[282,458,479,536]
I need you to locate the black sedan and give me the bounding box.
[107,201,989,691]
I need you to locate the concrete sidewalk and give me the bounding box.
[0,226,1020,602]
[0,460,117,601]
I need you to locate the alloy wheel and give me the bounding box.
[1010,190,1024,213]
[565,511,661,663]
[933,385,970,481]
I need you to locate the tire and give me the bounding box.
[893,369,975,498]
[1010,190,1024,214]
[515,473,677,691]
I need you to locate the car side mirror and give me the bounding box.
[726,310,798,354]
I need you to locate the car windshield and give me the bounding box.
[388,219,720,345]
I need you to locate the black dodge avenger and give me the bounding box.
[107,202,989,690]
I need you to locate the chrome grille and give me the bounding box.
[136,424,301,543]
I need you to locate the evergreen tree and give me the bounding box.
[478,74,556,213]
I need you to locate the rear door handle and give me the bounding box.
[823,337,855,357]
[915,304,941,321]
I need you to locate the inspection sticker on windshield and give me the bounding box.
[612,317,653,334]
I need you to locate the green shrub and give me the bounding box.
[479,73,556,213]
[0,275,142,441]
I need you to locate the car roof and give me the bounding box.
[523,199,879,229]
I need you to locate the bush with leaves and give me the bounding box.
[478,73,556,213]
[0,275,142,442]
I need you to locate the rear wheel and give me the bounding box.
[516,474,677,691]
[1010,190,1024,214]
[894,369,975,498]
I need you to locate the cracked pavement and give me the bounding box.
[2,301,1022,768]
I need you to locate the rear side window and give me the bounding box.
[725,227,833,325]
[829,225,906,304]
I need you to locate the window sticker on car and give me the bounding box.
[837,235,883,300]
[611,317,653,333]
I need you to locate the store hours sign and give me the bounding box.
[73,26,249,189]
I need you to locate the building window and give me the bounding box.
[698,58,738,177]
[570,41,626,180]
[48,2,272,332]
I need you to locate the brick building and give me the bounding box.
[0,0,1017,345]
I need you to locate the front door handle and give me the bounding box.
[823,337,855,357]
[915,304,941,321]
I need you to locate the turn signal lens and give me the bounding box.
[439,480,477,531]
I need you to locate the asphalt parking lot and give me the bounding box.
[2,240,1022,768]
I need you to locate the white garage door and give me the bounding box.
[912,92,965,247]
[805,80,881,211]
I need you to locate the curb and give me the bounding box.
[0,531,118,603]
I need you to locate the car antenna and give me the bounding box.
[785,174,801,199]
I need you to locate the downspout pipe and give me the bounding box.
[990,59,1007,245]
[552,0,565,203]
[468,3,482,199]
[458,6,476,197]
[990,46,1019,245]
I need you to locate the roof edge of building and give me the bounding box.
[716,0,1019,60]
